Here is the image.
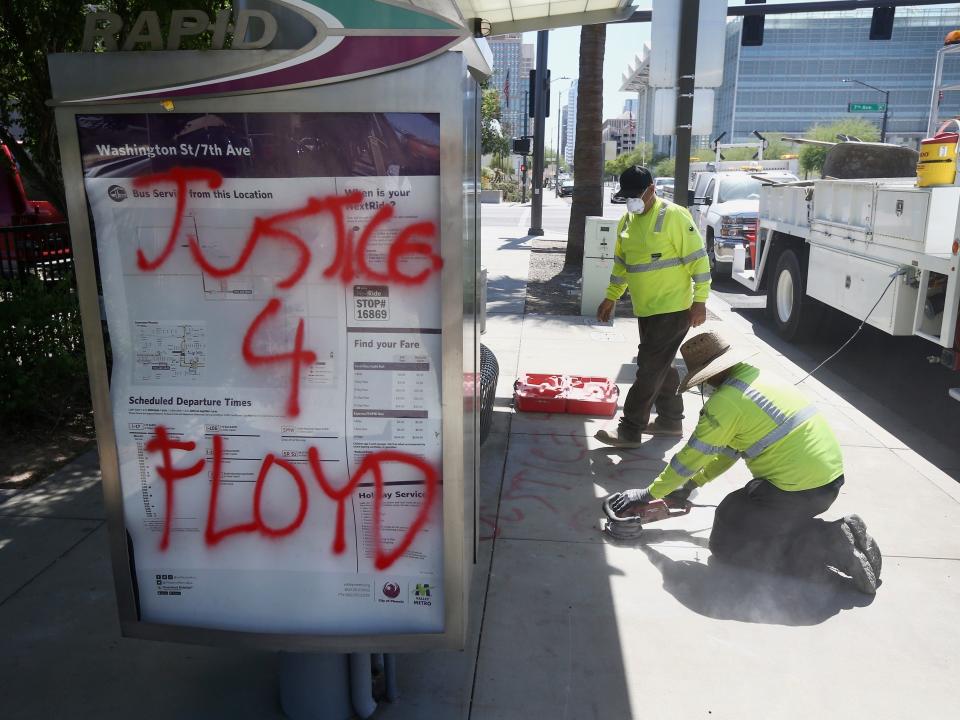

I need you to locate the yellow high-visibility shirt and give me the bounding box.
[648,363,844,498]
[605,198,711,317]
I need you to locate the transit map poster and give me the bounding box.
[77,112,445,635]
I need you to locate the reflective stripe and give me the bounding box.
[688,437,739,458]
[670,455,696,478]
[610,273,626,284]
[615,254,626,266]
[653,204,668,233]
[692,272,712,283]
[682,248,707,263]
[724,378,788,424]
[743,405,819,459]
[624,257,684,273]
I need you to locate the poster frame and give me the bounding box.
[52,51,476,652]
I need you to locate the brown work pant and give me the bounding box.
[619,309,690,437]
[709,476,847,576]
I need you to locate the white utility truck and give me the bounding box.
[731,42,960,388]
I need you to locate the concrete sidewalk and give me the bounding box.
[2,206,959,718]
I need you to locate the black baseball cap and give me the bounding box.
[613,165,654,200]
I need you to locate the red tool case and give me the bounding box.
[513,374,618,417]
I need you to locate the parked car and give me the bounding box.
[654,176,674,193]
[559,179,575,197]
[693,171,797,277]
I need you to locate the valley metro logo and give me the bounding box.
[413,583,432,606]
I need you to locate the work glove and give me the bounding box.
[607,487,653,515]
[664,479,698,505]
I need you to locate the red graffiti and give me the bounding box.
[242,298,317,417]
[147,426,438,571]
[144,426,206,551]
[136,168,442,288]
[134,167,443,418]
[388,222,445,286]
[308,446,362,555]
[353,450,439,571]
[205,434,257,545]
[134,168,222,271]
[254,454,309,537]
[189,207,311,289]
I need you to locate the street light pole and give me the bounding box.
[556,90,564,196]
[528,29,549,236]
[842,78,890,143]
[522,89,528,204]
[881,88,890,143]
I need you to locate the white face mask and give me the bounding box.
[626,198,645,214]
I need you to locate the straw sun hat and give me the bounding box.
[678,332,756,393]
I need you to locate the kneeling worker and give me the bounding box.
[605,332,882,594]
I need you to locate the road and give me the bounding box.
[481,192,960,479]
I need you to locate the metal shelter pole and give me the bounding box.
[673,0,700,208]
[528,29,549,236]
[279,653,353,720]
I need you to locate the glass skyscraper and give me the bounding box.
[714,7,960,145]
[564,79,579,166]
[487,33,534,139]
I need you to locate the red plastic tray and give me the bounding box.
[514,373,567,413]
[565,376,619,417]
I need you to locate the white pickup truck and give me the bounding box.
[692,171,797,277]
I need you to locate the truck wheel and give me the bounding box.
[768,249,822,340]
[706,230,731,279]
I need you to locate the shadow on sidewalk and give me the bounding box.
[728,299,960,481]
[629,529,874,626]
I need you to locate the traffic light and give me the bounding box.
[520,163,527,173]
[512,137,532,155]
[870,7,895,40]
[742,0,765,47]
[528,70,551,117]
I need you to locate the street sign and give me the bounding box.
[848,102,886,113]
[649,0,728,88]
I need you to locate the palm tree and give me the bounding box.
[564,23,605,269]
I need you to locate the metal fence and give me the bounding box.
[0,223,73,284]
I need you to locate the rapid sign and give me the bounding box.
[73,0,467,102]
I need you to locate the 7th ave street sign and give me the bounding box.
[848,102,886,113]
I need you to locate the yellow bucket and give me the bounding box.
[918,120,960,187]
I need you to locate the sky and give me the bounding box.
[525,22,650,152]
[521,0,959,153]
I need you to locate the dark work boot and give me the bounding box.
[643,418,684,437]
[843,514,882,578]
[835,530,878,595]
[594,424,644,448]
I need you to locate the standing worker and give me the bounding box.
[605,332,882,595]
[595,166,711,448]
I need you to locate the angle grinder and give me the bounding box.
[601,496,692,540]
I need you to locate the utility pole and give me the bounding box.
[556,89,563,197]
[673,0,699,208]
[881,88,890,143]
[522,89,529,204]
[528,30,549,236]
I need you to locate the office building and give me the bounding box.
[602,113,638,156]
[620,45,689,157]
[714,7,960,144]
[560,105,568,161]
[564,79,579,167]
[487,33,535,139]
[623,98,640,117]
